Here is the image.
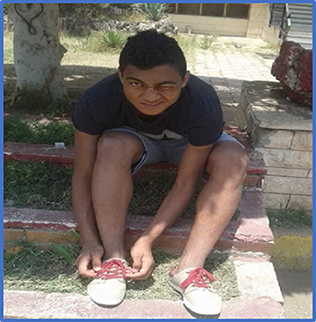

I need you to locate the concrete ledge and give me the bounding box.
[4,191,274,256]
[4,290,284,319]
[4,128,267,178]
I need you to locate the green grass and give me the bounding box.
[268,209,313,228]
[4,161,202,219]
[4,161,241,220]
[61,30,127,54]
[4,116,74,145]
[5,88,76,117]
[4,161,73,211]
[4,242,240,301]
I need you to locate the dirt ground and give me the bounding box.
[4,33,279,99]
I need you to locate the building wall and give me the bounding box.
[246,3,268,37]
[169,14,248,36]
[261,5,282,46]
[169,3,282,43]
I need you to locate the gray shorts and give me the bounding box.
[104,127,244,175]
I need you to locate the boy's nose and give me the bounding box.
[143,86,160,101]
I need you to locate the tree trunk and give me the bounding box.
[9,3,67,99]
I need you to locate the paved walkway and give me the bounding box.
[186,37,278,124]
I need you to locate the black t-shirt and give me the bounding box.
[72,73,223,146]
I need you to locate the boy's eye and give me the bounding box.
[158,85,174,91]
[130,82,142,87]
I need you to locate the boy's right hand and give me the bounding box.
[76,243,104,278]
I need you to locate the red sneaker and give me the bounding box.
[169,266,222,315]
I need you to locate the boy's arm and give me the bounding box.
[72,129,103,277]
[127,143,213,280]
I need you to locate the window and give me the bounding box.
[202,4,225,17]
[226,4,249,19]
[178,3,200,15]
[170,3,250,19]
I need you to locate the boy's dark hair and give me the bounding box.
[119,29,187,77]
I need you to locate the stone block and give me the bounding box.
[263,176,312,195]
[240,82,312,131]
[287,195,313,211]
[220,297,285,319]
[234,261,284,303]
[271,41,312,106]
[236,108,249,131]
[256,148,312,169]
[291,131,312,151]
[266,167,309,178]
[25,230,80,245]
[262,193,290,209]
[308,170,312,178]
[4,229,25,242]
[251,127,293,149]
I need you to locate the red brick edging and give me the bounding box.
[4,191,273,257]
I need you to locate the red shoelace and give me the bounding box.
[96,259,127,280]
[180,268,216,291]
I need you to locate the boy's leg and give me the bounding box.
[176,140,249,271]
[167,135,248,315]
[92,131,144,260]
[87,129,165,306]
[91,128,165,260]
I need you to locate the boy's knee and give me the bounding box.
[97,132,144,162]
[206,143,249,181]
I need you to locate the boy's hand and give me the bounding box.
[76,243,104,278]
[126,238,155,280]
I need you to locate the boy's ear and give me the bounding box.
[181,71,190,88]
[117,68,123,83]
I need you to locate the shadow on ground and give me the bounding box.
[275,268,312,319]
[4,64,117,97]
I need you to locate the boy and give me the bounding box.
[72,30,248,315]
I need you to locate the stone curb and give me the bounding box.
[233,259,284,303]
[4,191,274,257]
[4,139,267,178]
[3,290,284,319]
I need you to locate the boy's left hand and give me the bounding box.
[126,238,155,280]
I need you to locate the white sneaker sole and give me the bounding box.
[168,280,222,316]
[87,288,125,306]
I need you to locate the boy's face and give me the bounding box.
[118,64,190,116]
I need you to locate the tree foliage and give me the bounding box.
[59,4,110,19]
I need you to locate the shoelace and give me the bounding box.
[180,268,216,290]
[96,259,126,280]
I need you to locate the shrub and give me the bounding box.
[200,35,217,50]
[134,3,169,21]
[102,30,127,49]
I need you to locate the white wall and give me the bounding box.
[169,14,248,37]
